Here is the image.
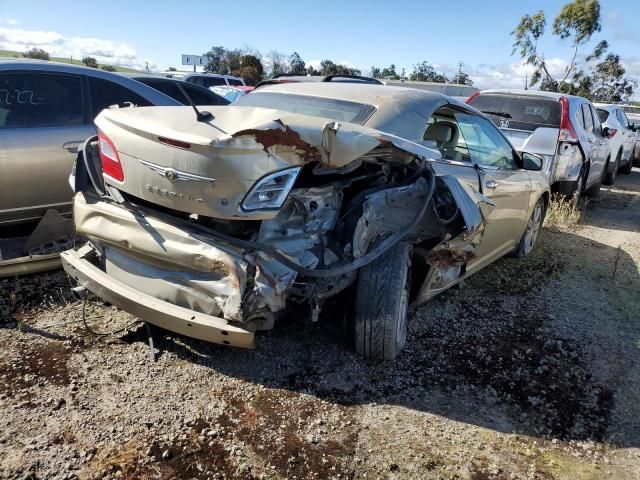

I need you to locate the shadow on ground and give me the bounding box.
[116,225,639,448]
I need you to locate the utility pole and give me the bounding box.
[525,74,528,90]
[455,61,463,84]
[145,61,149,73]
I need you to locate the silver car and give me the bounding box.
[467,89,610,199]
[594,103,637,178]
[0,59,180,226]
[63,82,550,360]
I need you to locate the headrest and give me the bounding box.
[424,122,455,143]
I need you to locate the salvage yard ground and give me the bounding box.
[1,169,640,479]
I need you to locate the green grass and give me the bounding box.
[0,49,142,73]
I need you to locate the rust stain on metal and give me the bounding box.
[427,249,476,268]
[232,120,319,162]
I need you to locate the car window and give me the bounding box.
[581,104,593,133]
[466,94,561,131]
[596,109,609,124]
[182,83,229,105]
[227,78,244,86]
[424,107,517,169]
[188,76,226,88]
[235,92,376,124]
[617,109,629,127]
[0,72,83,128]
[590,106,603,137]
[88,77,152,118]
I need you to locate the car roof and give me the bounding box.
[478,88,588,103]
[0,59,181,106]
[252,82,454,141]
[183,72,243,80]
[593,103,620,111]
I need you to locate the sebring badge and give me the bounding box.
[138,159,215,183]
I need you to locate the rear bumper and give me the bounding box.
[61,247,255,348]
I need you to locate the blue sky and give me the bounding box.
[1,0,639,95]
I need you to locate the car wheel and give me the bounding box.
[620,154,633,175]
[604,153,620,185]
[353,242,411,360]
[514,197,545,258]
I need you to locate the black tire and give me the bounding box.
[353,242,411,360]
[620,154,633,175]
[514,197,546,258]
[603,153,619,185]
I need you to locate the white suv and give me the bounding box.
[467,90,610,199]
[595,104,636,179]
[179,73,245,88]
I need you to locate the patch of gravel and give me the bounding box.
[1,171,640,479]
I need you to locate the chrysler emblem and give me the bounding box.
[138,159,215,183]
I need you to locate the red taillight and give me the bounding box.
[466,92,480,104]
[558,97,578,143]
[607,128,617,139]
[159,136,191,149]
[98,130,124,182]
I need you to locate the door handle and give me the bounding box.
[62,141,83,153]
[486,179,500,189]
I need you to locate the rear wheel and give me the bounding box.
[603,153,620,185]
[353,242,411,360]
[514,197,545,258]
[620,153,633,175]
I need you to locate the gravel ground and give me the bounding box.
[1,169,639,480]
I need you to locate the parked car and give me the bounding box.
[209,85,254,103]
[255,74,383,89]
[595,103,636,178]
[63,82,549,360]
[467,90,610,198]
[174,73,246,88]
[118,73,230,106]
[620,104,640,167]
[0,59,181,226]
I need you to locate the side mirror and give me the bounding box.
[521,152,543,171]
[632,122,640,132]
[602,126,610,138]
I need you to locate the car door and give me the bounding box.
[578,103,606,186]
[0,71,95,225]
[617,109,635,159]
[451,110,533,273]
[588,104,609,181]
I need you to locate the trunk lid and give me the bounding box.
[94,105,441,220]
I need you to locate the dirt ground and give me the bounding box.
[1,168,639,480]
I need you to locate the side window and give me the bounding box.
[581,104,594,133]
[88,77,152,118]
[454,111,518,169]
[617,109,629,128]
[590,106,602,137]
[227,78,244,86]
[423,107,517,169]
[575,106,585,129]
[0,72,83,128]
[183,83,229,105]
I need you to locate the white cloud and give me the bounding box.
[605,10,640,44]
[0,26,154,70]
[0,18,19,25]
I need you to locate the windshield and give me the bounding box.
[234,92,376,124]
[468,94,561,131]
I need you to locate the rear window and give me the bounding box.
[136,78,229,106]
[89,77,152,118]
[234,92,376,124]
[227,78,244,86]
[189,76,226,88]
[468,94,561,131]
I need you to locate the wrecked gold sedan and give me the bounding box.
[62,82,550,359]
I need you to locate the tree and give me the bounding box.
[409,61,448,83]
[590,54,636,102]
[167,67,177,72]
[82,57,99,68]
[289,52,306,75]
[101,65,116,72]
[512,0,602,90]
[369,66,382,78]
[380,64,399,80]
[203,46,226,73]
[236,54,264,86]
[222,49,243,75]
[265,50,288,76]
[307,65,319,76]
[23,48,49,60]
[451,71,474,86]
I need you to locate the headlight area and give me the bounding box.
[241,167,302,212]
